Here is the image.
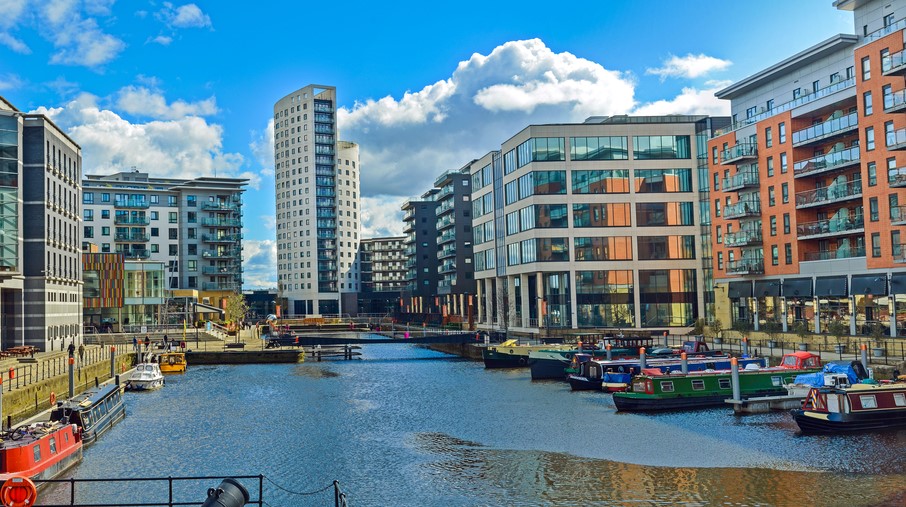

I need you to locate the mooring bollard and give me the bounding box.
[606,343,612,361]
[681,352,688,374]
[663,331,669,347]
[109,346,116,380]
[68,357,75,398]
[639,347,646,370]
[861,343,869,372]
[742,337,749,357]
[730,357,741,402]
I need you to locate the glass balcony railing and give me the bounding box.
[439,261,456,273]
[795,180,862,208]
[723,199,761,219]
[114,200,149,209]
[723,230,762,247]
[123,250,150,260]
[719,143,758,164]
[202,249,240,259]
[896,245,906,263]
[438,245,456,259]
[114,216,150,225]
[793,146,860,178]
[201,218,241,227]
[114,232,150,242]
[887,128,906,149]
[884,89,906,113]
[721,171,759,191]
[437,230,455,244]
[791,112,858,146]
[797,216,864,238]
[862,18,906,46]
[892,205,906,225]
[202,282,235,291]
[801,246,866,262]
[201,202,240,213]
[713,78,856,138]
[726,258,764,275]
[202,265,241,275]
[435,201,455,216]
[202,234,241,243]
[436,215,455,230]
[882,48,906,75]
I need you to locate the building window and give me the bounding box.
[872,232,881,257]
[888,158,898,183]
[150,195,159,205]
[83,226,93,238]
[188,276,197,288]
[765,127,772,148]
[783,213,790,234]
[767,156,774,177]
[632,136,691,159]
[569,136,627,161]
[866,127,875,150]
[746,106,756,119]
[187,212,197,223]
[101,226,109,236]
[713,172,719,191]
[187,195,197,207]
[169,228,178,240]
[83,192,94,204]
[83,209,93,221]
[893,231,902,258]
[711,147,718,165]
[779,123,786,143]
[812,80,820,93]
[772,245,779,265]
[785,243,793,264]
[151,211,158,220]
[151,227,159,237]
[187,228,196,239]
[862,56,871,81]
[714,199,721,217]
[780,152,787,173]
[890,194,900,220]
[101,210,109,219]
[868,162,877,186]
[168,195,177,206]
[169,212,177,223]
[169,245,178,256]
[101,193,110,203]
[187,260,197,272]
[770,216,777,236]
[768,186,776,206]
[870,197,879,221]
[864,91,873,115]
[781,183,788,204]
[717,251,723,270]
[884,13,895,26]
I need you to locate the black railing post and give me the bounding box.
[334,480,340,507]
[168,476,173,506]
[259,475,264,507]
[70,477,75,505]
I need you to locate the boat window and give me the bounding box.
[49,437,57,455]
[718,378,731,390]
[33,445,41,463]
[691,380,705,391]
[781,355,797,367]
[860,395,878,409]
[895,393,906,407]
[805,357,820,368]
[660,381,674,393]
[64,433,69,443]
[771,376,782,387]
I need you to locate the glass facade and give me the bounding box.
[634,169,693,193]
[314,98,338,293]
[517,137,566,167]
[638,269,697,327]
[637,236,696,260]
[544,272,571,328]
[575,270,634,327]
[0,114,17,271]
[573,237,633,261]
[572,170,630,194]
[632,135,691,159]
[570,136,628,161]
[636,202,694,226]
[572,203,631,227]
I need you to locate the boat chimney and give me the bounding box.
[681,352,688,374]
[860,343,869,373]
[605,343,612,361]
[639,348,646,370]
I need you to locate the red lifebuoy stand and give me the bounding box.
[1,476,38,507]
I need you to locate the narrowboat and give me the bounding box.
[613,352,822,411]
[568,355,766,391]
[482,340,572,368]
[793,380,906,433]
[528,336,655,380]
[49,383,126,445]
[0,422,82,486]
[159,351,187,373]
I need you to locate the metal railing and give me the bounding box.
[792,112,858,145]
[882,48,906,74]
[793,146,860,177]
[887,128,906,148]
[795,180,862,207]
[723,199,761,219]
[801,245,866,261]
[723,229,762,247]
[797,216,864,238]
[726,258,764,275]
[719,143,758,164]
[1,346,109,393]
[721,170,759,191]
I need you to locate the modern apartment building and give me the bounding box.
[400,193,439,315]
[472,116,724,336]
[708,0,906,337]
[357,236,407,315]
[0,96,83,351]
[434,167,476,324]
[274,85,360,317]
[81,171,247,299]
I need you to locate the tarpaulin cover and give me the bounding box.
[603,372,632,383]
[792,363,858,387]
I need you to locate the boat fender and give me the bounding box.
[49,392,56,406]
[1,476,37,507]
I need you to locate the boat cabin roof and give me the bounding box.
[60,383,118,409]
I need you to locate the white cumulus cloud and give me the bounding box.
[632,84,731,117]
[0,32,29,54]
[32,92,245,181]
[158,2,212,29]
[39,0,126,67]
[115,85,219,120]
[241,239,277,290]
[248,118,274,176]
[360,195,405,238]
[646,53,731,80]
[149,35,173,46]
[0,74,23,91]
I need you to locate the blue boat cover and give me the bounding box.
[792,363,858,387]
[603,372,632,383]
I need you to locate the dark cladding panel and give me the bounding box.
[727,281,753,299]
[815,276,847,297]
[754,280,781,297]
[850,275,887,296]
[782,278,813,298]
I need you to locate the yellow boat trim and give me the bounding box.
[802,411,830,420]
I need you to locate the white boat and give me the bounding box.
[128,354,165,391]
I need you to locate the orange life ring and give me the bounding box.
[49,392,56,406]
[1,476,38,507]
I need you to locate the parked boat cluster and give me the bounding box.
[482,336,906,435]
[0,351,187,490]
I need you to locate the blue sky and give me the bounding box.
[0,0,852,288]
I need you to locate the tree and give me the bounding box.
[869,322,886,348]
[706,318,723,342]
[224,293,250,328]
[793,321,811,343]
[762,321,782,345]
[827,319,848,344]
[494,280,517,340]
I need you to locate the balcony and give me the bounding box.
[202,265,242,275]
[435,201,455,216]
[318,273,338,282]
[114,216,150,225]
[438,245,456,259]
[114,232,150,242]
[201,218,241,227]
[721,171,759,192]
[123,250,150,260]
[882,48,906,76]
[437,230,455,244]
[201,202,240,213]
[202,249,240,259]
[402,221,415,234]
[792,112,858,147]
[885,89,906,114]
[796,216,864,240]
[114,200,149,209]
[896,245,906,263]
[890,167,906,187]
[892,205,906,226]
[436,215,455,230]
[436,185,454,200]
[439,261,456,274]
[887,128,906,150]
[726,258,764,276]
[723,199,761,219]
[719,143,758,165]
[795,180,862,209]
[802,246,866,262]
[723,230,762,248]
[793,146,859,178]
[202,234,241,243]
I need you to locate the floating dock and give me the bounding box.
[725,394,805,414]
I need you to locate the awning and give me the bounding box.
[815,276,847,297]
[727,281,753,299]
[782,278,813,298]
[193,302,225,316]
[891,273,906,294]
[850,274,887,296]
[754,280,781,297]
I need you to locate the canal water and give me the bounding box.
[38,344,906,506]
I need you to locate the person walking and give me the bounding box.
[78,343,85,365]
[67,341,75,358]
[144,336,150,351]
[132,336,138,352]
[163,334,169,351]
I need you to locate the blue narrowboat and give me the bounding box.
[49,383,126,445]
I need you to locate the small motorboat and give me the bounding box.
[158,351,187,373]
[127,354,165,391]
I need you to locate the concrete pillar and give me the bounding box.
[849,296,856,337]
[752,298,760,332]
[568,269,578,330]
[730,358,741,402]
[535,273,544,331]
[814,297,821,335]
[519,273,529,328]
[781,297,789,333]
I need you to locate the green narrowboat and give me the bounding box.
[613,352,822,412]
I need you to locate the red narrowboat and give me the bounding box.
[0,422,83,486]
